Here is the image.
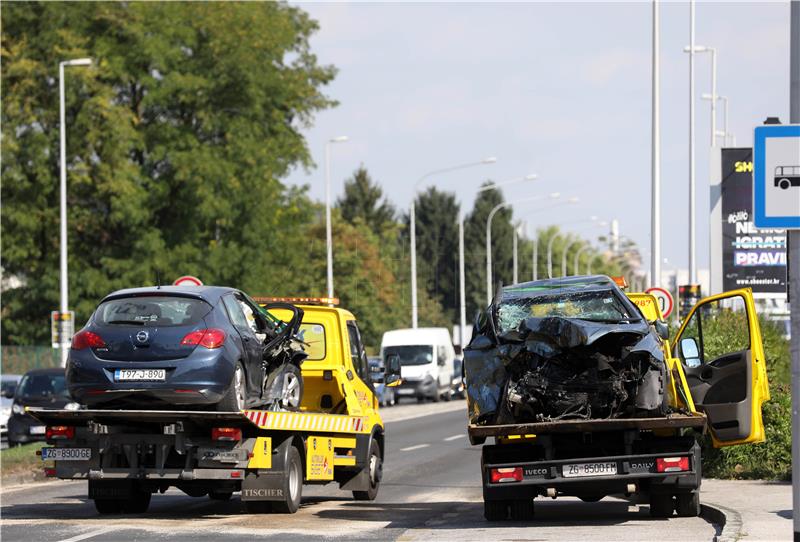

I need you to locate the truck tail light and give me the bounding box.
[656,456,690,473]
[44,468,57,477]
[181,328,226,349]
[46,426,75,441]
[71,330,106,350]
[212,427,242,442]
[490,467,523,483]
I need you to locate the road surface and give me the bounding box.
[0,401,718,541]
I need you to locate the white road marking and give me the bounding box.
[57,526,118,542]
[443,434,464,441]
[400,443,430,452]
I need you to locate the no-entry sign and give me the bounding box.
[173,275,203,287]
[645,287,673,319]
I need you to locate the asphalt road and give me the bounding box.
[0,401,718,541]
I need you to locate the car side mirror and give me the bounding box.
[680,337,701,368]
[384,354,402,387]
[654,320,670,341]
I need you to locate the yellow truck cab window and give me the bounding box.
[674,290,767,446]
[346,321,370,383]
[297,323,326,361]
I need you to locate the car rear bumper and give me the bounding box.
[395,378,437,399]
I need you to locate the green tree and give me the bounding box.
[336,166,396,235]
[1,2,335,344]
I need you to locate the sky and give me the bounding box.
[284,1,791,275]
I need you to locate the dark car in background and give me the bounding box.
[66,286,306,411]
[7,368,77,446]
[368,356,396,407]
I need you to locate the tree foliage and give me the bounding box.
[2,2,335,344]
[336,166,396,235]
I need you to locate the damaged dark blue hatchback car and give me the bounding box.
[67,286,306,411]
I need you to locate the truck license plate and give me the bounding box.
[41,448,92,461]
[114,369,166,381]
[562,462,617,478]
[29,425,46,435]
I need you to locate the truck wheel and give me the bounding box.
[122,488,151,513]
[353,440,382,501]
[243,500,272,514]
[509,499,534,521]
[649,493,674,518]
[94,498,123,515]
[272,445,303,513]
[675,491,700,517]
[484,499,509,521]
[216,362,247,412]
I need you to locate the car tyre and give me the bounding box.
[353,440,382,501]
[675,491,700,517]
[509,499,535,521]
[484,499,509,521]
[272,444,302,513]
[216,362,247,412]
[649,493,674,518]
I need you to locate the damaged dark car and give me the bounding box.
[465,275,671,426]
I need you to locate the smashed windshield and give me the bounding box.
[383,345,433,366]
[497,289,637,334]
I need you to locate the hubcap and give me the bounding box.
[289,459,300,500]
[234,366,245,410]
[369,453,380,487]
[282,371,301,408]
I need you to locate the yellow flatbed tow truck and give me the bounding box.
[29,297,400,515]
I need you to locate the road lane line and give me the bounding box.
[57,526,118,542]
[443,434,464,441]
[400,443,430,452]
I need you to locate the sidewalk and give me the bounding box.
[702,478,792,541]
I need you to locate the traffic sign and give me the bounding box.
[173,275,203,286]
[753,124,800,229]
[645,287,673,320]
[51,310,75,348]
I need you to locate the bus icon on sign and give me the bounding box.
[774,166,800,190]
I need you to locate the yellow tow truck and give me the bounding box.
[30,297,400,515]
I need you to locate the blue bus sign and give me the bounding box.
[753,124,800,229]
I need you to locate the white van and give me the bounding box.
[380,328,456,402]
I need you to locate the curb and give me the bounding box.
[701,501,743,542]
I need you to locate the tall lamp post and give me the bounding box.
[411,157,496,328]
[324,136,349,301]
[651,0,662,294]
[685,45,718,147]
[59,57,92,366]
[574,244,592,276]
[686,0,697,284]
[456,173,535,345]
[486,193,560,305]
[703,93,733,146]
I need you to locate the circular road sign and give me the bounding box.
[646,287,673,319]
[173,275,203,287]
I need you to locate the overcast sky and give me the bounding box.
[285,1,791,273]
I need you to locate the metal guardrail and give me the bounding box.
[1,346,61,375]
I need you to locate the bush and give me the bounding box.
[701,317,791,480]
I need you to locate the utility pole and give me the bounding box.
[688,0,697,285]
[651,0,662,288]
[788,3,799,539]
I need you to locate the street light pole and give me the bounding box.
[512,224,519,284]
[411,157,496,328]
[325,136,349,301]
[58,57,92,366]
[688,0,697,284]
[562,239,580,277]
[574,244,591,276]
[651,0,662,289]
[532,235,538,281]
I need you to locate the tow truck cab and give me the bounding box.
[474,287,769,521]
[31,297,401,515]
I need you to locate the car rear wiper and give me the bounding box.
[106,320,145,325]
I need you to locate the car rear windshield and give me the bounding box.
[95,296,212,327]
[383,345,433,366]
[18,374,69,400]
[497,289,637,333]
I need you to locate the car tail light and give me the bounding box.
[44,468,57,477]
[490,467,523,483]
[181,328,226,349]
[71,330,106,350]
[212,427,242,442]
[656,456,690,473]
[46,426,75,441]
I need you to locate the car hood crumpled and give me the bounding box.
[464,316,667,426]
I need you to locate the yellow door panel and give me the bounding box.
[672,288,768,447]
[247,437,272,469]
[306,436,334,481]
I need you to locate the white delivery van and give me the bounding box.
[380,328,456,402]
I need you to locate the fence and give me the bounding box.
[1,346,61,375]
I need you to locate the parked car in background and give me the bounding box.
[1,374,22,447]
[368,356,396,407]
[7,368,77,446]
[66,286,307,411]
[381,328,456,403]
[451,358,465,400]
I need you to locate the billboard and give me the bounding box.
[720,148,787,297]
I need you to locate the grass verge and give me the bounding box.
[1,442,48,482]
